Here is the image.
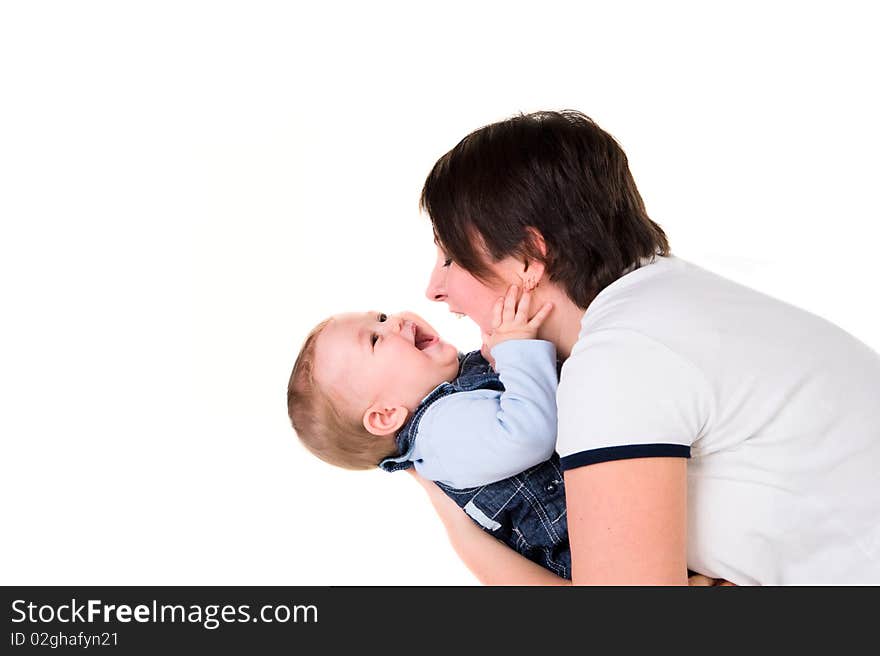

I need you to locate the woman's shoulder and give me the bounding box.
[576,255,800,358]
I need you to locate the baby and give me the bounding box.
[287,286,572,579]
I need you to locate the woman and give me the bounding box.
[412,110,880,585]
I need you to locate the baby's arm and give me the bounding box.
[481,283,553,354]
[481,284,551,368]
[414,286,558,488]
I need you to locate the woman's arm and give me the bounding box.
[564,457,688,585]
[418,340,559,489]
[407,469,570,585]
[409,463,721,586]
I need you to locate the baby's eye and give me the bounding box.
[378,313,387,322]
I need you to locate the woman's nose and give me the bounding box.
[425,267,447,303]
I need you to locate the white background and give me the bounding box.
[1,1,877,585]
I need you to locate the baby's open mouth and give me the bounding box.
[414,324,438,351]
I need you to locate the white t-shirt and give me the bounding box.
[556,255,880,584]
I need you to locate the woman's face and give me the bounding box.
[424,245,511,334]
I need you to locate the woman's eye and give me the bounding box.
[442,257,452,267]
[378,313,387,322]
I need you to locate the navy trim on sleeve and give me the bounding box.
[560,444,691,471]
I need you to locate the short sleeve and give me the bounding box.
[556,329,712,471]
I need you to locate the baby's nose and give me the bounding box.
[386,315,405,334]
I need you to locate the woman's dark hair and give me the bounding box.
[420,110,669,309]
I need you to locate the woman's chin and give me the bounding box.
[453,310,493,337]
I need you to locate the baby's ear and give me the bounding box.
[362,405,408,437]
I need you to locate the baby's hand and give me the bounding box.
[481,284,553,354]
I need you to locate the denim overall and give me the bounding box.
[379,350,571,579]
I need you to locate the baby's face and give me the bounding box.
[313,310,460,416]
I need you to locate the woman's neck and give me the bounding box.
[535,283,585,361]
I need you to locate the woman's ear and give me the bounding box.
[521,227,547,290]
[524,226,548,258]
[362,405,409,436]
[521,260,546,291]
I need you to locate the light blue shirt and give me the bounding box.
[411,339,559,488]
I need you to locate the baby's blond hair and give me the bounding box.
[287,318,398,470]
